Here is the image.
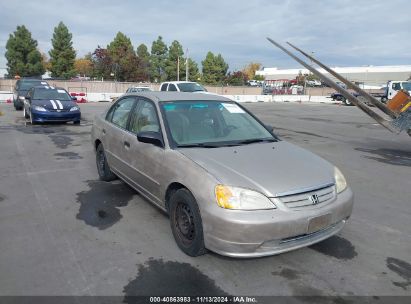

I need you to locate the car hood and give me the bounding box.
[32,99,77,110]
[179,141,335,197]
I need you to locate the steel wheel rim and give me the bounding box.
[174,202,195,246]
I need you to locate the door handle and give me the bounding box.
[124,141,130,148]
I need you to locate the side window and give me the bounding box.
[129,100,160,134]
[107,97,136,129]
[160,83,168,91]
[168,84,177,91]
[392,83,401,90]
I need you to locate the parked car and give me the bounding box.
[91,92,353,258]
[13,78,49,110]
[24,86,81,124]
[126,86,152,93]
[160,81,207,93]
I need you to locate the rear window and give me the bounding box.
[18,80,48,90]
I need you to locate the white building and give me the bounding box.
[256,65,411,87]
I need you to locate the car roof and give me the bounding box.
[32,85,65,90]
[161,81,198,84]
[123,91,232,103]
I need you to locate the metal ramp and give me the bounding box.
[266,38,411,136]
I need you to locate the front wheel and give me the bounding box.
[96,144,117,181]
[29,111,36,125]
[169,189,206,257]
[23,107,29,119]
[342,97,353,106]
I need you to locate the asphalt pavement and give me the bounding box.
[0,101,410,300]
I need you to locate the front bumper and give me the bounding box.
[203,187,354,258]
[31,110,81,122]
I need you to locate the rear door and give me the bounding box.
[103,97,138,175]
[122,98,165,204]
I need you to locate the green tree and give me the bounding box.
[49,22,76,79]
[150,36,168,82]
[201,52,228,85]
[136,43,151,82]
[5,25,45,77]
[165,40,184,81]
[107,32,139,81]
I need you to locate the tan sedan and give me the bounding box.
[91,92,353,258]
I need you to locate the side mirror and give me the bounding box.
[137,131,164,147]
[71,96,77,101]
[265,124,274,132]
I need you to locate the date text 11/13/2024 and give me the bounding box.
[149,296,257,303]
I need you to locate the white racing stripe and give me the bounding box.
[49,100,57,109]
[55,100,63,109]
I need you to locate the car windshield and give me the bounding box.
[19,81,46,90]
[161,101,277,147]
[176,83,206,92]
[33,88,71,100]
[402,82,411,91]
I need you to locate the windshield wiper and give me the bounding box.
[236,138,277,145]
[177,143,220,148]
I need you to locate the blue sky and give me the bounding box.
[1,0,410,75]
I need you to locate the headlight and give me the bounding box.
[33,105,47,112]
[215,185,276,210]
[19,96,25,100]
[334,166,347,193]
[70,106,80,111]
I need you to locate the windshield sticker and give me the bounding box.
[163,104,176,111]
[222,103,245,113]
[57,89,65,93]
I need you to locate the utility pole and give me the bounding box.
[177,56,180,81]
[185,48,189,81]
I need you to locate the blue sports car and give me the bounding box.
[23,86,81,124]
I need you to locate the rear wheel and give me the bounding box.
[96,144,117,181]
[73,120,80,125]
[169,189,206,257]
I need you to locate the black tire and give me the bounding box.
[29,111,37,125]
[23,107,29,119]
[169,189,206,257]
[96,144,117,181]
[73,120,80,125]
[342,97,353,106]
[381,97,388,104]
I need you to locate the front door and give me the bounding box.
[122,98,165,205]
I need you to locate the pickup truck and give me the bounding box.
[382,80,411,102]
[330,91,385,106]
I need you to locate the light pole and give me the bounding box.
[177,56,180,81]
[185,48,189,81]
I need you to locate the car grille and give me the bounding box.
[48,109,69,112]
[278,184,336,208]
